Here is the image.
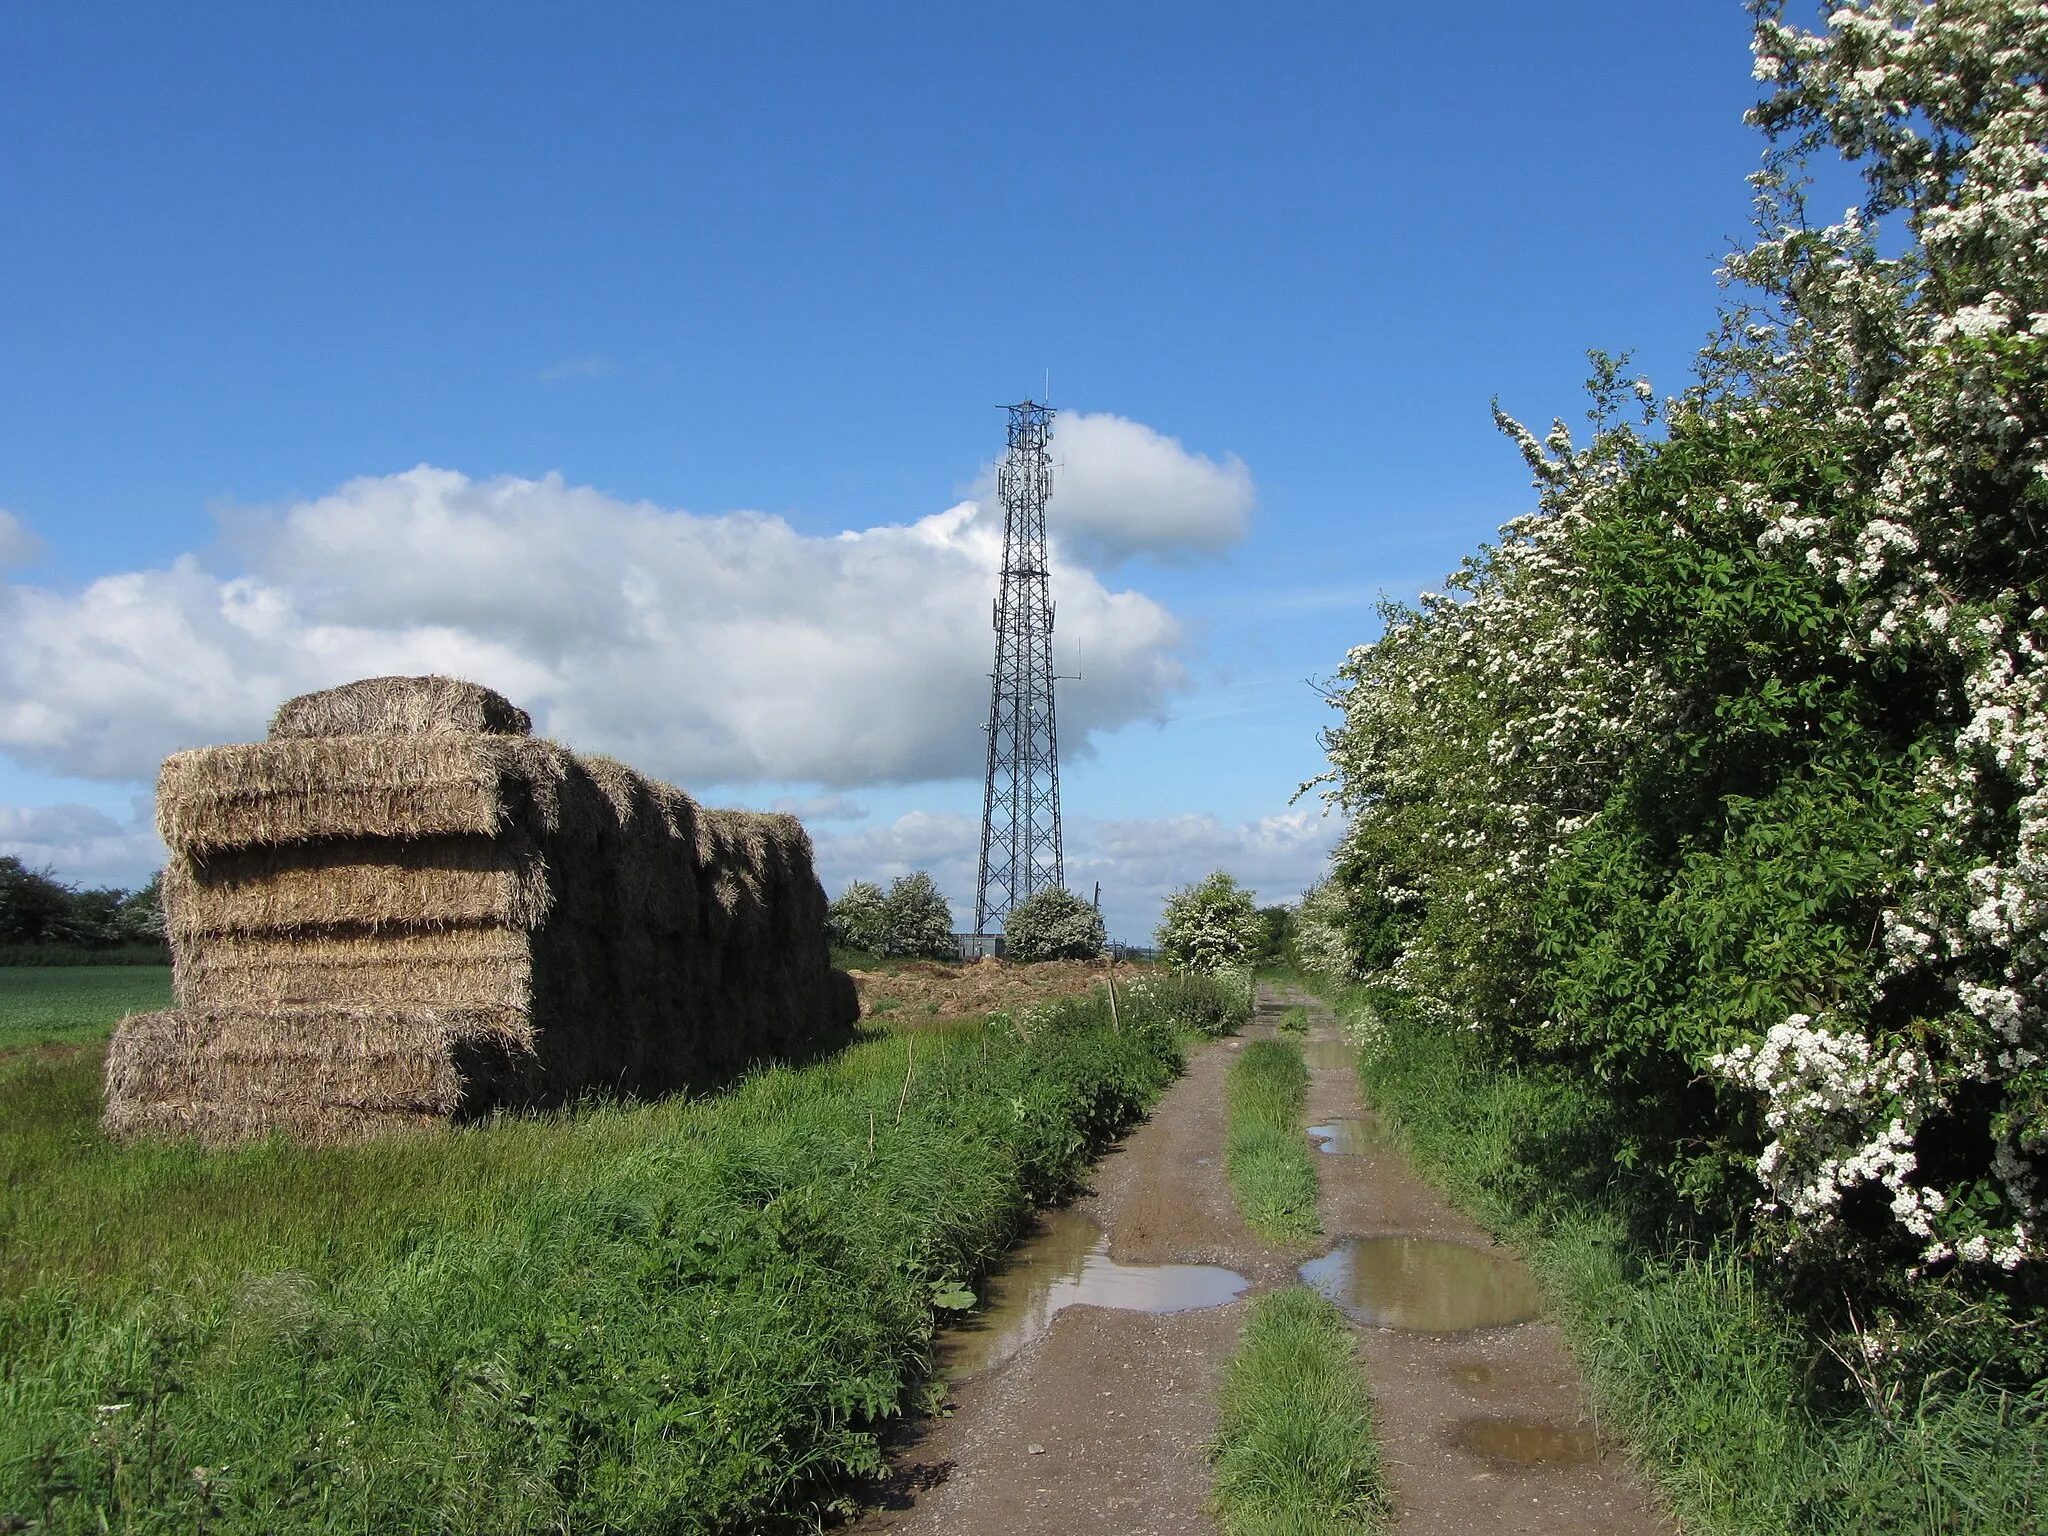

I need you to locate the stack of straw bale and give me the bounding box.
[106,676,856,1145]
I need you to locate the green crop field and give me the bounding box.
[0,965,172,1053]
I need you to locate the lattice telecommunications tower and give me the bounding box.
[974,400,1063,936]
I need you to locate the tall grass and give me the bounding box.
[1210,1287,1389,1536]
[1,1002,1185,1533]
[1122,968,1256,1038]
[1224,1040,1319,1243]
[1332,984,2048,1536]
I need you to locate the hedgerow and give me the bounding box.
[1312,0,2048,1382]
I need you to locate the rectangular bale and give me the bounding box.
[112,686,855,1144]
[162,836,551,937]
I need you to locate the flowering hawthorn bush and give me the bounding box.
[1156,872,1266,974]
[827,879,889,955]
[1003,886,1108,962]
[880,872,957,960]
[1316,0,2048,1335]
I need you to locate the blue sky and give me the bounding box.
[0,2,1780,939]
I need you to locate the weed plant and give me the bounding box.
[1122,970,1254,1039]
[1224,1040,1319,1244]
[0,1002,1184,1533]
[1335,983,2048,1535]
[1210,1286,1388,1536]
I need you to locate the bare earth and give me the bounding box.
[847,958,1133,1023]
[859,984,1674,1535]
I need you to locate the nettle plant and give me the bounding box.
[1318,0,2048,1296]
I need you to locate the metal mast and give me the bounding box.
[975,399,1063,935]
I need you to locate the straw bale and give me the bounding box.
[268,675,532,740]
[159,736,512,854]
[114,675,858,1145]
[174,925,533,1010]
[162,835,551,937]
[104,1005,536,1146]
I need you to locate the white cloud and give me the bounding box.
[0,465,1194,787]
[808,805,1341,943]
[1035,412,1253,567]
[0,510,42,568]
[770,793,868,821]
[0,799,165,889]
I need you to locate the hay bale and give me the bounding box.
[155,735,560,855]
[109,676,855,1144]
[173,926,535,1010]
[104,1005,537,1146]
[162,836,552,937]
[268,675,532,740]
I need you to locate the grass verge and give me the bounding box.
[1225,1039,1319,1243]
[1,994,1185,1534]
[1328,982,2048,1535]
[1210,1286,1388,1535]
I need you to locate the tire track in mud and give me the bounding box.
[859,986,1673,1534]
[1281,982,1672,1535]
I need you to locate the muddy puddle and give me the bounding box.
[1299,1236,1544,1332]
[936,1207,1248,1379]
[1301,1038,1355,1070]
[1306,1116,1382,1155]
[1457,1416,1598,1466]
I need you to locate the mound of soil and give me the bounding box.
[847,958,1135,1023]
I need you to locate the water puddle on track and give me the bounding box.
[936,1207,1248,1379]
[1306,1117,1383,1155]
[1301,1038,1355,1071]
[1457,1416,1598,1466]
[1299,1236,1544,1332]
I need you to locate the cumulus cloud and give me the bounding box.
[0,510,41,568]
[807,805,1341,942]
[0,466,1194,787]
[770,793,868,821]
[0,800,165,889]
[1036,412,1253,567]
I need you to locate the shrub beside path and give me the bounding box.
[861,985,1672,1534]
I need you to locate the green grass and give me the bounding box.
[1210,1287,1389,1535]
[1278,1006,1309,1034]
[0,965,171,1052]
[1329,983,2048,1536]
[0,943,170,968]
[1224,1039,1320,1243]
[0,995,1188,1533]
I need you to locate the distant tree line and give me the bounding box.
[0,856,167,960]
[828,866,1298,970]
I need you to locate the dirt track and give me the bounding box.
[859,986,1672,1534]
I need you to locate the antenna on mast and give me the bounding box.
[974,399,1064,936]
